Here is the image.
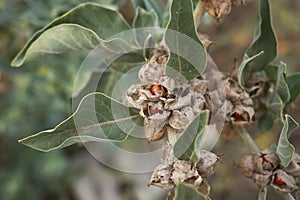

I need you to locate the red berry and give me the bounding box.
[274,174,286,186]
[150,85,163,95]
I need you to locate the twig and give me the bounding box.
[235,127,260,153]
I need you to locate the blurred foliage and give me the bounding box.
[0,0,124,199]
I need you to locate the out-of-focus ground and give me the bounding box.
[0,0,299,200]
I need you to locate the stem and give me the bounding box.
[193,1,205,29]
[281,193,295,200]
[235,127,260,153]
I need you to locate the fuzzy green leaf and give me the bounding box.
[275,62,290,105]
[133,7,160,46]
[13,24,101,63]
[173,110,209,164]
[276,114,299,167]
[245,0,277,72]
[19,92,142,152]
[133,7,158,28]
[11,3,130,67]
[286,73,300,104]
[165,0,206,81]
[238,51,264,87]
[175,182,210,200]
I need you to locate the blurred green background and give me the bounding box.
[0,0,299,200]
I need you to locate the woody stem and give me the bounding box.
[235,127,260,153]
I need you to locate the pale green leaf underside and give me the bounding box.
[175,182,210,200]
[238,51,264,87]
[11,3,130,67]
[165,0,206,80]
[133,7,160,47]
[173,110,209,163]
[246,0,277,72]
[19,92,142,152]
[275,62,290,105]
[276,114,299,167]
[19,24,101,62]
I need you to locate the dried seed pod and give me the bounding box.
[196,178,211,196]
[281,153,300,177]
[144,102,170,141]
[197,150,219,177]
[192,93,206,114]
[164,86,193,110]
[231,104,254,126]
[237,155,255,178]
[270,169,299,193]
[202,0,232,19]
[149,164,175,189]
[126,84,148,109]
[253,149,280,173]
[171,160,199,184]
[168,107,195,130]
[224,78,241,102]
[252,172,272,187]
[138,62,165,84]
[189,78,208,95]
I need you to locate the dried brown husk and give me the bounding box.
[149,164,175,189]
[197,150,220,177]
[271,169,299,193]
[202,0,232,19]
[237,155,255,178]
[253,149,280,173]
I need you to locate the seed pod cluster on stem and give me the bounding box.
[237,149,300,195]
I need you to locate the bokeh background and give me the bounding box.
[0,0,299,199]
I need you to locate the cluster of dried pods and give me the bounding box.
[202,0,246,20]
[125,38,268,196]
[149,143,219,196]
[237,149,300,195]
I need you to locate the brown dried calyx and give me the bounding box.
[237,150,300,193]
[149,144,219,196]
[126,44,208,142]
[202,0,246,20]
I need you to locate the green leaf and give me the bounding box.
[258,187,267,200]
[133,7,161,46]
[13,24,101,63]
[173,110,209,164]
[258,112,275,133]
[11,3,130,67]
[238,51,264,87]
[19,92,142,152]
[274,62,290,105]
[276,114,299,167]
[165,0,206,81]
[245,0,277,72]
[286,73,300,104]
[264,65,278,83]
[131,0,164,25]
[133,7,158,28]
[175,182,210,200]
